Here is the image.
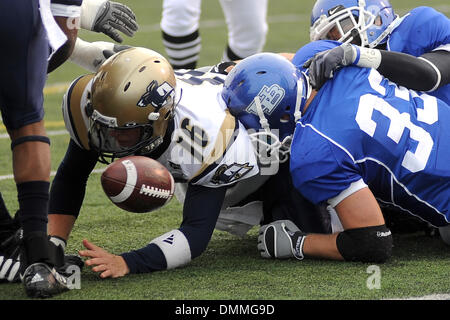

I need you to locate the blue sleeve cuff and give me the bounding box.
[120,243,167,274]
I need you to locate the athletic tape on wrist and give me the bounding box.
[353,46,382,69]
[80,0,105,30]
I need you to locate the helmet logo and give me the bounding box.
[137,80,175,109]
[328,5,345,16]
[246,84,285,116]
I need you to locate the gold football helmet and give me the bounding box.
[87,47,177,162]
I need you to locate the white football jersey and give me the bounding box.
[160,69,259,187]
[62,68,260,189]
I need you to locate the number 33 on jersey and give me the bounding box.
[290,66,450,227]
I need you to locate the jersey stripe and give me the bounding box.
[189,113,238,184]
[68,74,93,150]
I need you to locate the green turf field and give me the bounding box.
[1,0,450,302]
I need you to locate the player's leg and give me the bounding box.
[219,0,268,61]
[160,0,202,69]
[0,0,68,297]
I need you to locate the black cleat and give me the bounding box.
[22,262,70,298]
[57,254,84,277]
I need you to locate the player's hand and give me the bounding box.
[257,220,306,260]
[79,239,130,278]
[81,0,138,43]
[303,43,355,90]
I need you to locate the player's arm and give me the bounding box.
[48,74,99,239]
[47,0,82,73]
[68,38,132,72]
[48,139,99,239]
[80,184,227,277]
[303,187,390,261]
[259,186,393,262]
[304,43,450,91]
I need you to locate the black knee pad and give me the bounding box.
[336,225,393,263]
[11,135,50,150]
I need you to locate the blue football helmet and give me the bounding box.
[310,0,398,48]
[222,53,309,163]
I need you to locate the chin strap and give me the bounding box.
[294,72,311,122]
[250,96,283,165]
[251,75,310,165]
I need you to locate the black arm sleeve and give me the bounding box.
[377,50,450,92]
[420,50,450,88]
[48,139,99,217]
[180,183,227,259]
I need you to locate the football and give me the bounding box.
[101,156,175,213]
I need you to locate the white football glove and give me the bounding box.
[81,0,138,43]
[257,220,306,260]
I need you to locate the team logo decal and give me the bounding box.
[246,84,285,116]
[211,163,253,184]
[137,81,174,109]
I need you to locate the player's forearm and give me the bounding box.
[120,243,168,273]
[48,140,98,216]
[121,184,227,274]
[69,38,132,72]
[69,38,113,72]
[303,233,343,260]
[48,16,79,73]
[351,46,449,92]
[377,49,449,92]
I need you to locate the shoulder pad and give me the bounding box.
[62,74,94,150]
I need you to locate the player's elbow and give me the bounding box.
[336,225,393,263]
[414,63,440,92]
[48,17,78,73]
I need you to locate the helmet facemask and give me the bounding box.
[88,108,167,164]
[310,5,376,47]
[310,0,398,48]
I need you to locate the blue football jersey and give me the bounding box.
[290,66,450,227]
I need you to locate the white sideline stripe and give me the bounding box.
[388,293,450,300]
[0,130,68,139]
[0,168,105,181]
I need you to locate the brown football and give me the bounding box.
[101,156,175,213]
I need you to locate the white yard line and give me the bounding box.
[0,168,105,181]
[388,293,450,300]
[0,130,68,139]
